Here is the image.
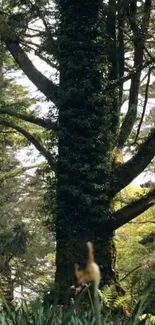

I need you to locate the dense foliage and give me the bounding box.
[0,44,55,303]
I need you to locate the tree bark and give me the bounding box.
[55,0,120,300]
[5,40,59,104]
[108,128,155,196]
[110,188,155,231]
[55,232,118,302]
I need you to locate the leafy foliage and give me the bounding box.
[116,185,155,310]
[0,42,55,301]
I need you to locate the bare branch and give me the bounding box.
[106,60,154,90]
[108,128,155,196]
[0,117,56,169]
[0,107,57,131]
[35,51,59,71]
[106,0,118,82]
[120,265,142,282]
[117,0,151,148]
[27,0,58,59]
[5,40,59,105]
[120,261,155,282]
[117,1,125,105]
[110,188,155,231]
[19,38,59,70]
[129,221,155,224]
[134,67,151,143]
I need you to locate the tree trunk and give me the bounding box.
[55,231,118,302]
[2,262,14,304]
[56,234,117,285]
[55,0,120,300]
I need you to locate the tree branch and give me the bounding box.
[129,220,155,224]
[105,59,154,90]
[0,107,57,131]
[134,67,151,143]
[106,0,118,82]
[117,0,151,149]
[108,128,155,195]
[117,1,125,105]
[120,264,142,282]
[0,118,56,169]
[110,188,155,231]
[35,50,59,70]
[0,164,42,181]
[5,40,59,104]
[19,39,59,70]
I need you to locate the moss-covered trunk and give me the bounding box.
[55,0,119,299]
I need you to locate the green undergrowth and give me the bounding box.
[1,285,155,325]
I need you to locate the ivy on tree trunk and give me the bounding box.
[55,0,120,299]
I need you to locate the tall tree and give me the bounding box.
[0,0,155,300]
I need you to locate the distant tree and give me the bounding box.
[0,43,54,302]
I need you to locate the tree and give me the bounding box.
[0,127,29,301]
[0,42,55,302]
[0,0,155,300]
[0,148,55,302]
[116,184,155,313]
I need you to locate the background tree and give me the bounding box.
[115,184,155,313]
[0,0,155,301]
[0,151,55,302]
[0,43,55,303]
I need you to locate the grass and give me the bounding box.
[0,285,155,325]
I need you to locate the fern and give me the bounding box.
[100,284,132,313]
